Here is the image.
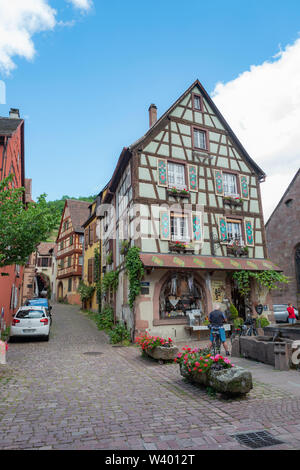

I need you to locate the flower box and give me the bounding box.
[223,196,244,208]
[167,187,190,198]
[135,332,178,362]
[226,245,249,258]
[169,241,194,254]
[176,347,252,395]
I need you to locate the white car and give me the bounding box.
[10,306,51,341]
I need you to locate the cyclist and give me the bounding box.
[208,303,230,356]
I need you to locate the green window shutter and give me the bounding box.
[218,216,228,243]
[214,170,223,195]
[188,164,198,192]
[191,212,202,242]
[69,235,73,246]
[239,175,249,199]
[157,158,168,187]
[160,210,170,240]
[244,220,254,246]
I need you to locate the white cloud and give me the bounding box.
[67,0,92,10]
[0,0,93,75]
[211,37,300,222]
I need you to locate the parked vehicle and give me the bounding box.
[25,298,52,322]
[10,306,51,341]
[273,304,299,323]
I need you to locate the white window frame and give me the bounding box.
[167,162,186,190]
[223,173,239,197]
[171,214,190,242]
[193,128,207,150]
[227,220,244,246]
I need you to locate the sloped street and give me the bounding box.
[1,303,300,450]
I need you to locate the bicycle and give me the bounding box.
[241,316,258,336]
[209,325,222,355]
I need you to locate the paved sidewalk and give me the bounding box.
[0,303,300,450]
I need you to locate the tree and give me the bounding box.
[0,175,60,268]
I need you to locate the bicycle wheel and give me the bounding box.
[216,335,221,354]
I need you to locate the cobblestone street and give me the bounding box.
[1,303,300,450]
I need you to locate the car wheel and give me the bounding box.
[8,336,14,343]
[43,335,49,342]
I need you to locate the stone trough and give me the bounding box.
[180,364,253,396]
[231,335,295,370]
[145,345,179,363]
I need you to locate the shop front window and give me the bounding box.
[159,273,204,320]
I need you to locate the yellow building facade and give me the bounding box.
[82,200,100,311]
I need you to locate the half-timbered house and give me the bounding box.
[56,199,90,304]
[100,80,280,340]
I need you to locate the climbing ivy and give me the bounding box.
[125,246,144,309]
[78,281,95,303]
[94,248,102,312]
[232,270,289,297]
[102,270,119,295]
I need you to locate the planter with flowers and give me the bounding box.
[135,332,179,363]
[169,241,194,254]
[167,187,190,199]
[175,346,252,395]
[223,196,244,208]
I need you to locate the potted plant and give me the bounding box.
[120,240,129,255]
[167,186,190,198]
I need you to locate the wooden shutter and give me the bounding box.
[244,220,254,246]
[93,222,97,242]
[88,259,93,283]
[218,216,228,243]
[191,212,203,243]
[84,229,88,250]
[160,209,170,240]
[157,158,168,187]
[239,175,249,199]
[214,170,223,195]
[188,164,198,192]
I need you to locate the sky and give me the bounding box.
[0,0,299,222]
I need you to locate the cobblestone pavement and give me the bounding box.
[1,303,300,450]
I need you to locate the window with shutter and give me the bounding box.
[239,175,249,199]
[244,220,254,246]
[218,216,228,243]
[160,210,171,240]
[157,159,168,187]
[223,173,239,197]
[170,213,190,242]
[188,165,198,192]
[214,170,223,195]
[191,212,202,242]
[167,162,186,189]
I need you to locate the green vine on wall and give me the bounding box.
[94,248,102,311]
[232,270,289,297]
[102,269,119,295]
[78,281,95,303]
[125,246,144,309]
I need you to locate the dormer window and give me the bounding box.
[192,93,202,111]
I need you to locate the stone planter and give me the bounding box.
[180,363,252,395]
[145,345,179,362]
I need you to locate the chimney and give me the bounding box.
[9,108,20,119]
[148,104,157,128]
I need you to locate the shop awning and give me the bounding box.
[139,253,281,271]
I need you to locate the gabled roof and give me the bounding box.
[0,117,23,136]
[130,79,266,180]
[37,242,56,256]
[265,168,300,227]
[66,199,90,233]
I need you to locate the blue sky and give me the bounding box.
[0,0,300,217]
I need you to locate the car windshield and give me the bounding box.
[16,310,45,319]
[27,299,48,306]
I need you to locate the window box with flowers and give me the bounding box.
[226,242,249,258]
[169,240,194,254]
[167,187,190,199]
[175,346,252,395]
[135,332,179,363]
[223,196,244,208]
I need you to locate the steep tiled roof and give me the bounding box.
[37,242,56,255]
[67,199,90,233]
[0,117,23,136]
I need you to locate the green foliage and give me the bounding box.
[78,281,95,302]
[0,175,60,267]
[108,322,131,345]
[233,317,244,329]
[229,303,239,320]
[256,317,270,328]
[97,304,114,331]
[102,270,119,294]
[106,251,113,265]
[232,270,289,297]
[0,326,10,342]
[125,246,145,309]
[120,240,129,255]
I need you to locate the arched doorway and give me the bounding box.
[35,272,50,298]
[57,282,63,301]
[159,272,206,321]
